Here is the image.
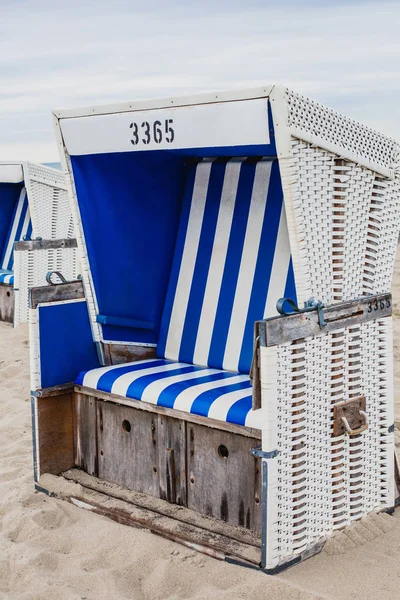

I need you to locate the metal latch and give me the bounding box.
[276,297,327,329]
[333,396,368,437]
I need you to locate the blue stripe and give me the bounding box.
[0,270,13,285]
[238,160,282,372]
[207,159,256,370]
[225,396,253,426]
[26,219,33,240]
[190,379,251,417]
[157,370,237,409]
[95,359,168,392]
[125,365,205,400]
[156,162,198,358]
[178,160,226,364]
[284,257,297,305]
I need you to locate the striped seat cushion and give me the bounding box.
[1,187,32,271]
[157,157,295,374]
[75,358,260,428]
[0,269,14,285]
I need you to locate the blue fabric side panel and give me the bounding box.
[96,314,155,330]
[178,160,226,364]
[70,152,187,344]
[207,160,255,369]
[0,183,23,266]
[156,163,197,358]
[238,160,282,373]
[157,371,237,409]
[225,396,253,426]
[190,379,251,417]
[39,301,99,388]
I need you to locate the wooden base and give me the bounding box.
[73,392,263,534]
[0,283,14,324]
[37,469,261,567]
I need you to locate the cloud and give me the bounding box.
[0,0,399,160]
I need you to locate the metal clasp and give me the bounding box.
[276,297,327,329]
[250,446,279,459]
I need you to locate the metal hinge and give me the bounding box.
[276,297,327,329]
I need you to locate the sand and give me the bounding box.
[2,254,400,599]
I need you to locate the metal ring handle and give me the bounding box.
[341,410,368,436]
[46,271,68,285]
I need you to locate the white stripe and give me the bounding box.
[20,205,31,241]
[2,188,26,270]
[111,361,188,397]
[193,159,242,367]
[164,160,212,361]
[207,387,253,421]
[263,204,291,318]
[222,160,272,371]
[81,358,160,389]
[141,367,213,404]
[173,373,249,412]
[245,408,262,429]
[3,274,13,284]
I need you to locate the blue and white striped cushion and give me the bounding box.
[157,157,295,374]
[76,358,260,428]
[0,269,14,285]
[1,187,32,272]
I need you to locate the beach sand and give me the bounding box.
[1,253,400,599]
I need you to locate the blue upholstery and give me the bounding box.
[0,269,14,285]
[76,358,259,428]
[157,157,294,373]
[1,187,32,272]
[76,156,295,427]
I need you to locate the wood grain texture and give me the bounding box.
[97,400,159,496]
[73,393,98,476]
[102,343,157,366]
[157,415,186,505]
[14,238,78,252]
[30,280,84,309]
[187,424,262,534]
[0,283,14,323]
[37,394,74,476]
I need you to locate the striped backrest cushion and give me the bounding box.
[1,187,32,271]
[157,157,295,374]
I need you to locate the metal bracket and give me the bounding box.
[250,446,279,459]
[277,297,327,328]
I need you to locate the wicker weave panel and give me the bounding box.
[13,246,80,325]
[285,89,399,173]
[260,316,394,569]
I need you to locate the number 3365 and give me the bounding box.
[130,119,175,146]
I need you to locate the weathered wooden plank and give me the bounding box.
[73,393,98,476]
[258,293,392,347]
[76,387,261,440]
[157,415,186,505]
[0,283,14,323]
[30,280,85,308]
[63,468,261,547]
[97,400,159,496]
[102,342,157,366]
[39,472,261,566]
[187,423,262,534]
[14,238,78,252]
[32,382,74,397]
[36,394,74,476]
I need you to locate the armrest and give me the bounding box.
[30,283,99,393]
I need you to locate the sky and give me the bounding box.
[0,0,399,161]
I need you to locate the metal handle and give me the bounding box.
[46,271,67,285]
[341,410,368,436]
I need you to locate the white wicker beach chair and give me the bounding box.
[0,162,79,325]
[30,86,400,572]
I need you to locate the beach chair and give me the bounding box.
[0,162,79,325]
[30,86,400,572]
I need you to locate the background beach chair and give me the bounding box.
[0,162,79,325]
[30,86,400,571]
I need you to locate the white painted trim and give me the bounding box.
[0,164,24,183]
[53,86,274,119]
